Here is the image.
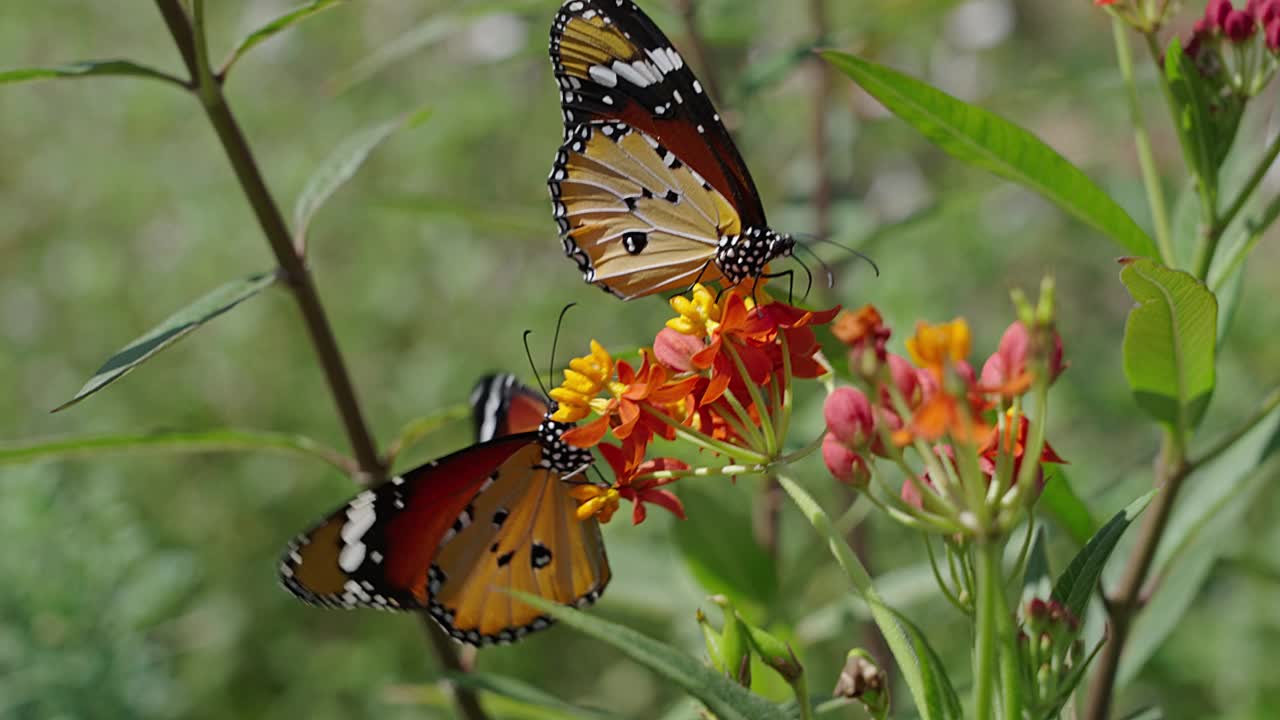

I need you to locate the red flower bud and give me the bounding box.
[1207,0,1236,26]
[653,327,704,372]
[1263,0,1280,24]
[1027,597,1049,621]
[882,353,920,408]
[1224,9,1258,41]
[1269,17,1280,48]
[823,433,869,487]
[824,387,876,448]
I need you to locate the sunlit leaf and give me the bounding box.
[1051,490,1156,619]
[1120,258,1217,436]
[0,429,355,474]
[54,271,278,412]
[1039,466,1097,546]
[0,60,186,88]
[293,110,430,251]
[221,0,346,75]
[822,51,1157,258]
[510,593,790,720]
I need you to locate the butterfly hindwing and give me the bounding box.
[280,434,538,611]
[551,0,767,226]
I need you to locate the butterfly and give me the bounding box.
[548,0,796,300]
[280,373,611,646]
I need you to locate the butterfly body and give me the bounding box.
[281,375,609,646]
[548,0,795,300]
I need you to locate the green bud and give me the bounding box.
[711,596,752,687]
[741,619,803,684]
[1036,275,1056,327]
[696,608,724,673]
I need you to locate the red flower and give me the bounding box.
[1268,17,1280,48]
[979,413,1065,487]
[1207,0,1236,26]
[978,321,1066,397]
[825,387,876,449]
[597,442,688,525]
[1224,8,1259,41]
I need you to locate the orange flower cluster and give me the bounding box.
[552,285,839,524]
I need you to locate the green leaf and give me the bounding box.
[777,476,961,720]
[0,60,186,88]
[1119,409,1280,684]
[1038,466,1098,546]
[293,110,430,251]
[54,271,279,412]
[509,593,790,720]
[1051,490,1156,619]
[221,0,345,75]
[1164,41,1216,199]
[444,672,620,720]
[821,51,1156,257]
[0,429,355,474]
[673,484,777,617]
[1120,258,1218,436]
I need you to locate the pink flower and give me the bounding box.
[979,321,1066,396]
[1224,9,1258,41]
[1268,17,1280,48]
[1207,0,1237,27]
[824,387,876,449]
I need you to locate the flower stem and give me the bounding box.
[1189,384,1280,470]
[152,4,479,718]
[1214,120,1280,242]
[1210,191,1280,292]
[1112,19,1174,265]
[973,540,1004,720]
[725,343,777,456]
[641,406,771,464]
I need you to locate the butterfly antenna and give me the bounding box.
[789,249,820,298]
[522,330,552,398]
[548,302,577,389]
[796,233,881,277]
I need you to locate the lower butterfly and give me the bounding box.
[280,373,611,646]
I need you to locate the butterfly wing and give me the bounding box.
[427,443,611,645]
[470,373,551,441]
[550,0,767,227]
[551,120,744,299]
[280,435,537,611]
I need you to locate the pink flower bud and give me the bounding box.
[1207,0,1236,26]
[824,387,875,448]
[1224,9,1258,41]
[1262,0,1280,24]
[653,327,703,372]
[823,433,869,487]
[1269,17,1280,48]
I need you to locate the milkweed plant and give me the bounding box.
[4,2,1280,719]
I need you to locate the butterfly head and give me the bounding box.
[717,227,796,285]
[537,406,595,475]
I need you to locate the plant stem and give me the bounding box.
[1112,20,1174,265]
[1189,384,1280,469]
[1083,432,1189,720]
[810,0,833,241]
[1210,188,1280,292]
[973,540,1003,720]
[153,5,484,719]
[1214,128,1280,241]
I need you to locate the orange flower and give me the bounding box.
[562,350,699,452]
[595,443,688,525]
[906,319,970,377]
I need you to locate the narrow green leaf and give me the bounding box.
[221,0,345,75]
[777,476,960,720]
[673,484,777,617]
[509,593,790,720]
[890,608,965,719]
[1038,466,1097,546]
[54,271,278,412]
[293,110,430,251]
[443,672,620,720]
[0,60,186,88]
[0,429,355,474]
[1051,490,1156,619]
[821,51,1156,257]
[1119,410,1280,684]
[1120,258,1217,435]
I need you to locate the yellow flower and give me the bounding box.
[569,485,620,523]
[666,284,722,337]
[906,319,971,373]
[549,340,614,422]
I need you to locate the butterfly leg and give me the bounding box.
[759,270,796,304]
[669,259,716,301]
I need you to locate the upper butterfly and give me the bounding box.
[280,373,610,646]
[548,0,795,300]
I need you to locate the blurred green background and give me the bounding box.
[3,1,1280,718]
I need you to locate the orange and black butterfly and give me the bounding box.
[280,373,610,646]
[548,0,795,300]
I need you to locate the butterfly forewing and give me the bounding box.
[551,0,767,226]
[280,434,537,611]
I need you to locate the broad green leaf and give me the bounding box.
[444,672,620,720]
[777,476,961,720]
[0,60,186,88]
[821,51,1156,258]
[1038,466,1097,546]
[1118,409,1280,684]
[293,110,430,251]
[54,271,278,412]
[1051,491,1156,619]
[1164,41,1216,199]
[0,429,355,474]
[509,593,790,720]
[1120,258,1217,435]
[673,484,777,617]
[221,0,345,75]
